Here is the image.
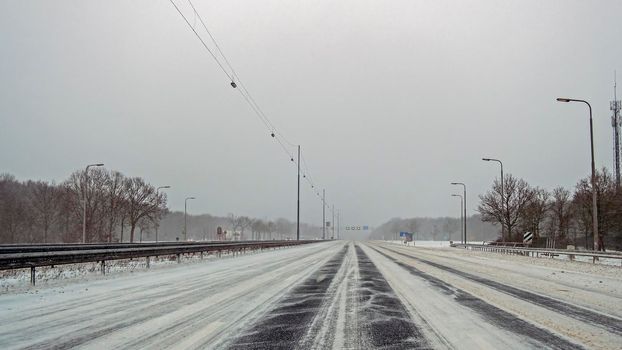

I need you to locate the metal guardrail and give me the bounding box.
[0,240,293,254]
[451,243,622,266]
[0,240,321,285]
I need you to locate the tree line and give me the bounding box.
[156,212,322,242]
[478,168,622,250]
[0,170,324,244]
[0,169,166,244]
[369,215,499,242]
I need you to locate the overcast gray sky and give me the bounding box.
[1,0,621,229]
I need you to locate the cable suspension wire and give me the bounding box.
[168,0,233,82]
[301,154,315,180]
[186,0,280,135]
[276,131,298,148]
[170,0,275,134]
[169,0,328,205]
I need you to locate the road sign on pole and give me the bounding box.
[399,232,413,241]
[523,231,533,244]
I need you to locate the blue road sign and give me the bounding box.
[399,231,414,241]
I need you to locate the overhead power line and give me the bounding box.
[168,0,330,208]
[168,0,233,82]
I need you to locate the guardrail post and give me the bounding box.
[177,254,181,263]
[200,251,204,260]
[30,266,35,286]
[146,256,150,269]
[101,260,106,275]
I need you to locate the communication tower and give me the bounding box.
[611,71,622,187]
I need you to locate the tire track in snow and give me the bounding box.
[4,253,282,327]
[379,244,622,336]
[369,245,585,350]
[297,242,355,349]
[10,244,338,350]
[226,245,350,349]
[354,244,430,349]
[106,243,346,349]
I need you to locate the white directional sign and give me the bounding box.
[345,226,369,231]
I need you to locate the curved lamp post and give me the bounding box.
[83,163,104,243]
[483,158,505,240]
[184,196,196,241]
[557,97,599,251]
[451,194,464,243]
[450,182,467,244]
[155,186,171,242]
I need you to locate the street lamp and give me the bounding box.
[297,145,300,241]
[184,196,196,241]
[557,97,599,251]
[451,194,464,243]
[337,209,340,240]
[155,186,171,243]
[450,182,467,244]
[83,163,104,243]
[483,158,505,241]
[332,205,335,239]
[322,189,326,240]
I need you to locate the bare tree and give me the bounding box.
[238,216,252,240]
[573,168,618,250]
[406,219,419,237]
[519,187,549,240]
[548,187,573,242]
[122,177,163,243]
[0,169,170,244]
[267,221,276,240]
[0,174,28,243]
[104,171,125,243]
[227,214,253,240]
[251,219,264,240]
[63,169,109,242]
[275,218,291,240]
[478,174,534,241]
[27,180,60,243]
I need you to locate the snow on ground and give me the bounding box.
[444,243,622,279]
[0,251,225,293]
[1,240,621,349]
[377,242,622,317]
[387,239,622,266]
[386,240,453,248]
[368,241,622,349]
[360,243,566,349]
[0,242,342,349]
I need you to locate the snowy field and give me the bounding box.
[1,240,621,349]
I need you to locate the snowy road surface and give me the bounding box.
[1,240,621,349]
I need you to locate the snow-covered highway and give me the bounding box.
[1,240,621,349]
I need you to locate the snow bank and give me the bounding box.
[0,250,233,293]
